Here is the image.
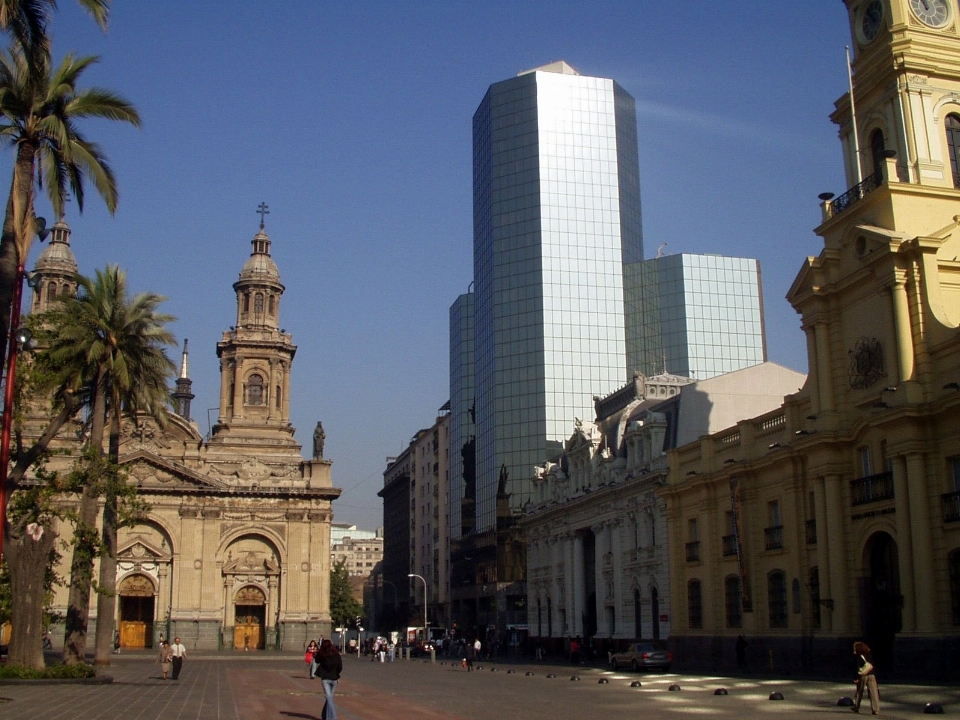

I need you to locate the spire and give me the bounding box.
[172,338,194,421]
[179,338,190,379]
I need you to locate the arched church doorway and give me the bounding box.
[859,531,901,670]
[118,574,155,648]
[234,585,266,650]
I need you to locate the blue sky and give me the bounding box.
[9,2,852,529]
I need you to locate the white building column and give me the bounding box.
[611,519,624,638]
[572,533,585,637]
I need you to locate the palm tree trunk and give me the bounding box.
[0,143,37,380]
[4,522,57,670]
[93,409,121,665]
[63,380,107,665]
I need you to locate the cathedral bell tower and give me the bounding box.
[207,208,301,460]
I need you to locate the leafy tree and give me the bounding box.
[0,42,139,396]
[46,265,175,664]
[329,558,363,631]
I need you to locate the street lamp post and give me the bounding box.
[407,573,427,636]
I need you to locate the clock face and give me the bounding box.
[909,0,951,27]
[861,0,884,42]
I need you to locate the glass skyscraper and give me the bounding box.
[448,292,475,541]
[472,61,643,534]
[631,254,767,379]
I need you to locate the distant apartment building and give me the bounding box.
[330,524,384,577]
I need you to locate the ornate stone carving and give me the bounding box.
[848,336,886,389]
[119,573,155,597]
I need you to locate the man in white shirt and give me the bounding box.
[170,637,186,680]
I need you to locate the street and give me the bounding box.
[1,652,956,720]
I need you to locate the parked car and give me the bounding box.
[410,640,436,657]
[609,642,673,671]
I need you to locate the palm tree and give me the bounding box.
[0,45,139,394]
[0,1,109,67]
[46,265,175,664]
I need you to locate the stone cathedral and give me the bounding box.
[30,216,339,651]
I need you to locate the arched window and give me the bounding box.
[870,129,886,180]
[246,374,264,405]
[725,575,742,628]
[946,114,960,188]
[633,588,642,637]
[687,579,702,629]
[650,586,660,640]
[949,548,960,625]
[268,295,276,315]
[254,293,264,313]
[243,294,250,313]
[47,282,57,301]
[275,384,282,409]
[768,570,788,628]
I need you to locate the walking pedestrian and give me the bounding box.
[157,640,172,680]
[170,636,186,680]
[316,639,343,720]
[464,636,476,671]
[852,641,880,715]
[306,640,318,678]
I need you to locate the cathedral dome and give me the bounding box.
[239,228,280,282]
[33,218,78,275]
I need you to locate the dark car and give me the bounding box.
[609,642,673,671]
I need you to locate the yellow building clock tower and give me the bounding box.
[665,2,960,680]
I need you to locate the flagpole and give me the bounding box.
[846,45,863,184]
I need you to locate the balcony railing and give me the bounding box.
[764,525,783,551]
[851,471,894,506]
[685,541,700,562]
[943,491,960,523]
[805,519,817,545]
[721,534,737,557]
[831,170,881,215]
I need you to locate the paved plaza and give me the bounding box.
[1,652,957,720]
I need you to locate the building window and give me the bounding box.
[725,575,742,628]
[246,374,264,405]
[634,588,642,637]
[687,579,703,629]
[859,446,873,477]
[768,570,788,628]
[276,384,282,409]
[243,293,249,312]
[792,578,802,614]
[254,292,264,313]
[47,282,57,302]
[269,295,276,315]
[946,114,960,188]
[870,128,886,179]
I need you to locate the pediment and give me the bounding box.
[222,550,280,576]
[121,449,228,491]
[118,534,171,562]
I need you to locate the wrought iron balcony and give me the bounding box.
[943,491,960,523]
[805,519,817,545]
[685,540,700,562]
[721,534,737,557]
[851,471,894,506]
[764,525,784,551]
[831,170,881,216]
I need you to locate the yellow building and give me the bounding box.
[663,0,960,678]
[27,218,340,652]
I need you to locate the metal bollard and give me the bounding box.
[430,647,436,663]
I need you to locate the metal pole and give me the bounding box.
[0,264,26,566]
[407,573,427,639]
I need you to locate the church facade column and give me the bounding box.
[814,322,834,412]
[232,356,245,418]
[218,359,232,423]
[905,453,935,632]
[823,473,849,632]
[281,360,292,421]
[266,359,277,421]
[266,576,279,631]
[592,523,606,637]
[890,276,915,382]
[891,455,916,632]
[812,478,833,632]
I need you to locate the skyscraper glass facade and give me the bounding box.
[448,292,474,540]
[473,64,643,534]
[631,254,766,379]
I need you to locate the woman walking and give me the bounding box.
[852,641,880,715]
[157,640,172,680]
[305,640,318,678]
[316,639,343,720]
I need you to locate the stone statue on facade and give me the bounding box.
[312,421,325,459]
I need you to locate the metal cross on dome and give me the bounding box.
[256,202,270,229]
